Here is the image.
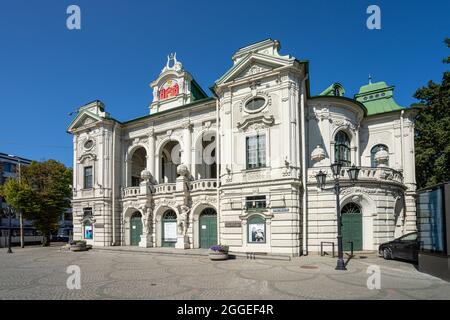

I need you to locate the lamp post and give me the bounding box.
[316,163,360,270]
[4,205,16,254]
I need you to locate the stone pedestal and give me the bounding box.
[139,233,153,248]
[175,235,189,249]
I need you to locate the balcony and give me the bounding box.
[190,179,218,192]
[121,179,219,199]
[155,183,177,194]
[122,186,141,197]
[308,166,404,185]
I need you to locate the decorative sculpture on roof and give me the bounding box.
[162,52,183,72]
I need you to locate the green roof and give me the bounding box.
[319,83,345,97]
[354,81,404,116]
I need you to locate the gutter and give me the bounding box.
[111,124,117,246]
[216,99,221,244]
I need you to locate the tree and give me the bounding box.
[0,160,72,246]
[413,38,450,189]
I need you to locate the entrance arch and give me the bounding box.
[341,203,362,251]
[130,212,143,246]
[162,210,177,247]
[199,208,217,248]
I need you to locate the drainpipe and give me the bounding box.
[400,110,405,173]
[400,110,406,234]
[216,98,221,244]
[301,75,308,256]
[111,124,116,246]
[294,79,301,256]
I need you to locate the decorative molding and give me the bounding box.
[331,118,358,132]
[236,115,275,132]
[77,153,97,164]
[240,91,272,113]
[236,63,272,80]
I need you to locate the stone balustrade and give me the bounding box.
[307,166,404,185]
[190,179,218,192]
[155,183,177,194]
[122,179,220,199]
[122,186,140,197]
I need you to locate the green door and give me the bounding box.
[130,213,143,246]
[341,203,363,251]
[162,210,177,247]
[199,208,217,249]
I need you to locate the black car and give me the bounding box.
[378,232,419,263]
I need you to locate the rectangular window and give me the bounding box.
[83,166,93,189]
[245,196,267,210]
[248,216,266,243]
[246,135,266,169]
[3,163,14,173]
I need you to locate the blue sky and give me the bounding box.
[0,0,448,167]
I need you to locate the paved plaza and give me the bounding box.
[0,245,449,300]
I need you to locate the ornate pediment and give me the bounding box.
[215,53,296,86]
[68,112,102,132]
[235,63,273,80]
[67,101,109,133]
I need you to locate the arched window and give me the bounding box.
[247,215,266,243]
[370,144,389,167]
[341,202,361,214]
[334,131,351,166]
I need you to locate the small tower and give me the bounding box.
[149,53,207,114]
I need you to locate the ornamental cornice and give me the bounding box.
[77,153,97,164]
[236,115,275,132]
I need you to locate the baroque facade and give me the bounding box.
[67,39,417,256]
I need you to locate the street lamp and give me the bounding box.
[315,162,360,270]
[3,205,16,254]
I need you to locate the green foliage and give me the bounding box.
[414,38,450,188]
[0,160,72,246]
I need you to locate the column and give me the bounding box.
[182,121,192,170]
[148,129,155,176]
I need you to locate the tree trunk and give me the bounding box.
[20,212,24,248]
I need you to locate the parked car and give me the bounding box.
[378,232,419,263]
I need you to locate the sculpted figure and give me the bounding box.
[143,207,153,233]
[178,205,190,236]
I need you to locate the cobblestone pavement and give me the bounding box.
[0,245,449,300]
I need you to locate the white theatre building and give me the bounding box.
[67,39,417,256]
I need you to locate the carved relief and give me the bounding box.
[237,64,272,79]
[331,118,358,132]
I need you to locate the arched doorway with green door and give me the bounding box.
[199,208,217,249]
[130,212,143,246]
[162,210,177,247]
[341,203,363,251]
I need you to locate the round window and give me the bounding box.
[84,139,94,150]
[245,97,266,112]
